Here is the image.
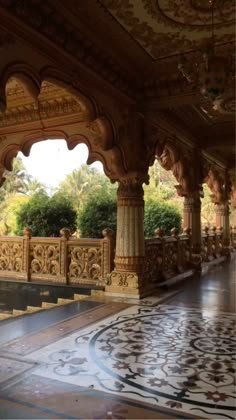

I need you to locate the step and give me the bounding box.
[0,312,12,320]
[41,302,58,309]
[73,294,87,301]
[57,298,74,305]
[12,309,27,316]
[27,306,43,313]
[91,290,105,297]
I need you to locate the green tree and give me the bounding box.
[144,199,182,238]
[144,160,183,213]
[78,193,117,238]
[0,157,46,235]
[15,192,77,237]
[0,194,29,235]
[57,164,116,211]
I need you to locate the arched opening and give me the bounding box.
[144,158,184,237]
[0,139,111,237]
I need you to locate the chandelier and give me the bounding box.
[178,0,235,107]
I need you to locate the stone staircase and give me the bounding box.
[0,293,89,321]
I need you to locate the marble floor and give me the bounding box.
[0,261,235,419]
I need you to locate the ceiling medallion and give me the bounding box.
[178,0,235,111]
[191,0,225,12]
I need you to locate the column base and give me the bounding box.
[190,252,202,271]
[105,270,144,298]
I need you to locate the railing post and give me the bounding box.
[59,228,70,284]
[154,228,165,277]
[171,227,180,273]
[211,226,217,258]
[101,228,115,281]
[23,227,32,281]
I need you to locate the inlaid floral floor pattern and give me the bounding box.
[30,305,236,419]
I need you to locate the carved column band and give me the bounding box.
[183,196,202,255]
[115,180,145,272]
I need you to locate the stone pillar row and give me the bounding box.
[105,176,233,298]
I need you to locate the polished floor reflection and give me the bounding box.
[0,260,235,419]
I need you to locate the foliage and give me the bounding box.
[0,194,29,236]
[0,157,45,235]
[57,164,116,212]
[77,193,117,238]
[15,192,77,237]
[144,161,184,213]
[144,199,182,238]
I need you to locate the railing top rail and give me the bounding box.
[0,236,24,241]
[67,238,103,246]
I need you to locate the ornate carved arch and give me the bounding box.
[0,62,127,185]
[0,62,42,112]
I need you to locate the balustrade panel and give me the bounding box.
[67,239,102,285]
[0,237,26,278]
[29,238,65,283]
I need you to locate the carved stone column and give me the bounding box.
[183,195,202,266]
[106,177,145,297]
[215,203,230,249]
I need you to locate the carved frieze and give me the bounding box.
[0,98,83,127]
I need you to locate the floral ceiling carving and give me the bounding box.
[101,0,235,59]
[153,0,235,26]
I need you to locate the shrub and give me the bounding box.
[15,192,77,237]
[144,199,181,238]
[78,193,117,238]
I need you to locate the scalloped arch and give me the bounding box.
[0,62,42,112]
[0,62,126,186]
[0,128,125,186]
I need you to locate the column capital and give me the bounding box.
[117,172,148,199]
[184,195,201,209]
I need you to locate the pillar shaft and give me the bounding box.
[183,196,201,254]
[106,178,145,297]
[215,203,230,247]
[115,181,144,272]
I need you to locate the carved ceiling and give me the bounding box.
[100,0,235,59]
[0,0,235,171]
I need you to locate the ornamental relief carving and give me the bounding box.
[204,167,229,204]
[0,98,83,127]
[0,242,23,272]
[30,244,60,276]
[155,141,199,197]
[68,245,102,282]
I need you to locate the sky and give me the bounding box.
[18,140,103,188]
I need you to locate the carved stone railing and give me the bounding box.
[143,227,192,285]
[0,228,115,286]
[201,226,223,262]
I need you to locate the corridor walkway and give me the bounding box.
[0,261,235,419]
